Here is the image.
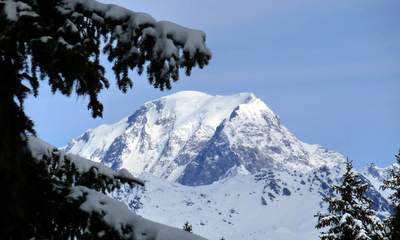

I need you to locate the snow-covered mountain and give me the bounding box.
[66,91,393,240]
[66,91,344,184]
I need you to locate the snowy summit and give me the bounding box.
[67,91,344,184]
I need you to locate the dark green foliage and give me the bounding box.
[315,160,384,240]
[1,145,137,239]
[382,151,400,240]
[0,0,210,238]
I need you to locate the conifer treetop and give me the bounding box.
[315,160,385,240]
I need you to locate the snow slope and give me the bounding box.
[135,172,328,240]
[117,168,392,240]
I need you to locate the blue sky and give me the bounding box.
[25,0,400,168]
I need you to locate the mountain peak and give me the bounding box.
[159,90,211,99]
[66,91,345,185]
[138,91,262,133]
[153,91,258,105]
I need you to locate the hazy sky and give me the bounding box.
[26,0,400,168]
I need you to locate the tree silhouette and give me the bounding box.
[0,0,210,238]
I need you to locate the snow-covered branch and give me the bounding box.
[1,0,211,117]
[61,0,210,58]
[28,137,205,240]
[69,186,206,240]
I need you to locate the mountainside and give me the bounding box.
[117,166,392,240]
[66,91,392,240]
[66,91,344,185]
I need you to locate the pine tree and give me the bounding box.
[381,150,400,240]
[0,0,210,238]
[183,221,193,233]
[315,160,385,240]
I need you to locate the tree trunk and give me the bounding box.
[0,58,33,239]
